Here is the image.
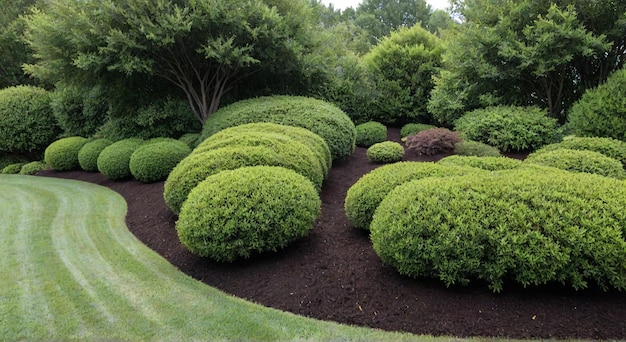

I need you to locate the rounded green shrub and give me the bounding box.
[453,140,501,157]
[438,155,522,171]
[179,133,201,149]
[370,168,626,292]
[176,166,321,262]
[197,123,331,176]
[400,123,436,138]
[130,140,192,183]
[533,137,626,167]
[366,141,404,163]
[97,138,143,180]
[454,106,562,152]
[524,148,626,179]
[19,161,46,175]
[567,68,626,141]
[2,163,25,174]
[165,145,323,215]
[78,139,113,172]
[199,96,356,160]
[44,136,89,171]
[355,121,387,148]
[345,162,478,230]
[0,86,61,155]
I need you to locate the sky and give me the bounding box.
[320,0,450,11]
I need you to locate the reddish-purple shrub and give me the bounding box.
[405,128,461,155]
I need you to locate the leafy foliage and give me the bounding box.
[371,167,626,292]
[78,139,113,172]
[176,166,321,262]
[44,137,89,171]
[345,162,477,230]
[405,128,461,155]
[97,139,143,180]
[50,84,108,137]
[453,140,502,157]
[129,141,192,183]
[568,68,626,140]
[400,123,436,138]
[0,86,61,156]
[454,106,562,152]
[532,137,626,168]
[0,154,28,171]
[19,161,46,175]
[524,148,626,179]
[355,0,432,44]
[178,133,201,149]
[366,142,404,164]
[2,163,25,174]
[199,96,356,160]
[355,121,387,148]
[438,155,522,171]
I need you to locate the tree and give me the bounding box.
[23,0,316,124]
[355,0,433,44]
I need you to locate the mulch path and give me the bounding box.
[38,128,626,340]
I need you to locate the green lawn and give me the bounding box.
[0,174,449,341]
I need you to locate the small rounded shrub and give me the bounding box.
[2,163,25,174]
[370,168,626,292]
[366,141,404,163]
[345,162,478,230]
[567,68,626,140]
[78,139,113,172]
[179,133,201,149]
[533,137,626,167]
[97,138,143,180]
[438,155,522,171]
[199,96,356,160]
[405,128,461,155]
[44,137,89,171]
[355,121,387,147]
[197,123,331,175]
[176,166,321,262]
[0,86,61,155]
[524,148,626,179]
[454,106,562,152]
[165,145,324,215]
[130,140,192,183]
[400,123,436,138]
[453,140,501,157]
[19,161,46,175]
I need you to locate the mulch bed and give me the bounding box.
[38,128,626,340]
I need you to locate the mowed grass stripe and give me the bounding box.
[0,175,427,341]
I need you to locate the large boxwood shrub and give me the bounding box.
[370,168,626,292]
[345,162,478,230]
[567,68,626,140]
[78,139,113,172]
[176,166,321,262]
[197,123,332,175]
[44,136,89,171]
[454,106,562,152]
[366,141,404,164]
[199,96,356,160]
[438,155,522,171]
[130,140,192,183]
[524,148,626,179]
[97,138,143,180]
[0,86,61,156]
[533,137,626,167]
[355,121,387,148]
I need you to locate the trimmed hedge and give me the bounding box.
[197,123,331,175]
[2,163,25,174]
[370,168,626,292]
[78,139,113,172]
[453,140,501,157]
[524,148,626,179]
[345,162,478,230]
[532,137,626,167]
[165,145,323,215]
[199,96,356,160]
[455,106,562,152]
[44,137,89,171]
[355,121,387,148]
[176,166,321,262]
[400,123,436,138]
[366,141,404,163]
[438,155,522,171]
[97,138,143,180]
[130,140,192,183]
[19,161,46,175]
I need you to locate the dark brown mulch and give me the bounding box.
[38,128,626,340]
